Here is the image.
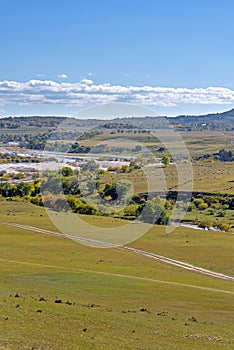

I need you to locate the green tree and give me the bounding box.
[80,160,99,173]
[102,181,131,203]
[198,202,208,210]
[41,173,63,195]
[162,156,170,166]
[60,167,74,177]
[15,182,33,197]
[123,204,139,217]
[140,200,169,225]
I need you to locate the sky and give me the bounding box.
[0,0,234,118]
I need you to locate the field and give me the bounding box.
[100,162,234,194]
[1,128,234,349]
[80,130,234,195]
[0,201,233,349]
[78,131,234,158]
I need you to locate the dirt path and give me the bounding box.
[2,222,234,283]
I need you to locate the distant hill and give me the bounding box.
[174,108,234,124]
[0,108,234,131]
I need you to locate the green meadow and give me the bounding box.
[0,201,233,349]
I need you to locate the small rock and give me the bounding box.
[157,311,168,316]
[140,308,149,312]
[54,299,62,304]
[39,297,46,302]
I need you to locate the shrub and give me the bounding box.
[216,222,231,232]
[12,172,26,179]
[198,218,213,229]
[198,202,208,210]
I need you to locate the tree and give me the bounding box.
[41,173,63,195]
[123,204,139,217]
[198,202,208,210]
[121,165,130,173]
[161,156,170,166]
[80,160,99,173]
[140,200,169,225]
[116,181,131,202]
[0,182,16,197]
[102,181,131,203]
[62,176,80,195]
[15,182,33,197]
[87,179,100,195]
[129,160,140,171]
[60,167,74,177]
[102,183,118,201]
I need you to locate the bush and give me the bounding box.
[1,174,10,181]
[30,196,43,206]
[198,218,213,229]
[193,198,204,208]
[216,222,231,232]
[198,202,208,210]
[123,204,139,217]
[12,172,26,179]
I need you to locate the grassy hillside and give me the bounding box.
[0,201,233,349]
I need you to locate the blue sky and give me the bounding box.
[0,0,234,117]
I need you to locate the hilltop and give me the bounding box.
[0,108,234,131]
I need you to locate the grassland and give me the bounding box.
[0,201,233,349]
[78,130,234,158]
[1,129,234,349]
[100,162,234,194]
[0,127,52,135]
[77,130,234,194]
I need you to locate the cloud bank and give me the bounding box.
[0,79,234,108]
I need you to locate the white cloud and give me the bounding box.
[88,72,93,76]
[0,79,234,108]
[80,79,93,85]
[58,73,68,79]
[36,73,45,77]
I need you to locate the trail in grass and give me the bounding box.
[2,222,234,282]
[0,257,233,296]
